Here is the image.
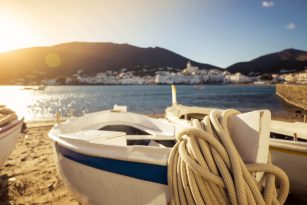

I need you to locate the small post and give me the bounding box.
[171,84,177,105]
[293,133,298,142]
[56,112,61,124]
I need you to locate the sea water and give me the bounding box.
[0,85,296,120]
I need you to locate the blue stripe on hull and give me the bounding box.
[55,144,168,185]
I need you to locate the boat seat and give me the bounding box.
[125,135,174,141]
[59,130,127,146]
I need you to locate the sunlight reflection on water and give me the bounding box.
[0,86,35,119]
[0,85,296,121]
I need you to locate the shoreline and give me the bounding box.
[1,114,305,204]
[0,84,276,86]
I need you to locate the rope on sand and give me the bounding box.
[168,109,289,205]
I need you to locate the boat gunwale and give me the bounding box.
[270,138,307,153]
[60,110,175,136]
[49,126,172,166]
[0,118,23,139]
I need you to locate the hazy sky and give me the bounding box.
[0,0,306,67]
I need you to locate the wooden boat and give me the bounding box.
[270,120,307,198]
[49,106,272,205]
[0,108,24,167]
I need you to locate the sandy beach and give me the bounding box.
[0,122,79,205]
[0,116,306,204]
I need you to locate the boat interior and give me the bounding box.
[270,120,307,143]
[52,108,178,153]
[52,108,273,167]
[99,124,176,147]
[271,132,307,142]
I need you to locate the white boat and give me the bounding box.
[270,120,307,198]
[49,105,274,205]
[49,107,175,205]
[165,85,307,199]
[0,108,24,167]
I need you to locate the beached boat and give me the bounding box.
[49,106,176,204]
[165,85,307,199]
[270,120,307,198]
[49,104,281,204]
[0,108,24,167]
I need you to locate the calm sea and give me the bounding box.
[0,85,297,121]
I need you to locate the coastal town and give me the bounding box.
[34,61,307,85]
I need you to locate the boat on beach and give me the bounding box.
[165,85,307,199]
[0,107,24,167]
[49,104,289,204]
[270,120,307,198]
[49,106,176,204]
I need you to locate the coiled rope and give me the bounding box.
[168,109,289,205]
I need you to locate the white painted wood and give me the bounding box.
[0,121,23,167]
[55,150,170,205]
[271,120,307,140]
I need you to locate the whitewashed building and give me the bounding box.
[226,72,252,83]
[297,70,307,83]
[183,61,199,74]
[41,78,59,85]
[282,69,307,84]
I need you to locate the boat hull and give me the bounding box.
[54,143,170,205]
[270,141,307,199]
[0,121,23,167]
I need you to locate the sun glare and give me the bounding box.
[0,16,31,52]
[0,86,34,120]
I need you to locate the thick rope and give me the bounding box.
[168,109,289,205]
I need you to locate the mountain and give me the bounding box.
[227,48,307,75]
[0,42,219,84]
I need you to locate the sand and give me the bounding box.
[0,117,306,204]
[0,122,79,205]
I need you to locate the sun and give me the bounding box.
[0,16,31,52]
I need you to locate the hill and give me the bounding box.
[227,48,307,75]
[0,42,219,84]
